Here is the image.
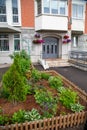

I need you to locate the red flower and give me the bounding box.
[63,35,69,39]
[33,39,44,44]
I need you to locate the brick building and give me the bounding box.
[0,0,87,65]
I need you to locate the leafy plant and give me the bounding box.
[70,103,85,112]
[41,72,50,80]
[24,108,41,121]
[11,109,25,123]
[59,88,78,109]
[34,89,58,115]
[48,76,63,91]
[0,115,9,125]
[31,69,41,82]
[42,111,53,119]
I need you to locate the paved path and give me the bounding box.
[0,67,9,82]
[35,65,87,93]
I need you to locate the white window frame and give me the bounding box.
[14,34,20,51]
[0,34,9,51]
[72,36,78,48]
[72,3,84,19]
[0,0,7,22]
[38,0,67,16]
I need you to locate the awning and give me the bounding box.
[71,30,83,35]
[0,23,21,33]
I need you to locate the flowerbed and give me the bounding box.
[0,50,86,126]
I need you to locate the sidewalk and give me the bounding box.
[0,63,11,68]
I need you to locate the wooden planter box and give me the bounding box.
[0,70,87,130]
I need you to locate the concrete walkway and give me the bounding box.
[34,65,87,93]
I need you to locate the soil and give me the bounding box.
[0,67,86,130]
[0,71,86,117]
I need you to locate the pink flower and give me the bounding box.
[34,33,40,38]
[33,39,44,44]
[63,35,69,39]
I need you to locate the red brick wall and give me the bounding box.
[68,0,72,30]
[21,0,35,27]
[84,3,87,34]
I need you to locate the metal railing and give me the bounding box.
[68,51,87,70]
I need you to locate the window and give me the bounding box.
[0,0,7,22]
[51,0,58,14]
[12,0,19,23]
[72,36,78,47]
[37,0,41,15]
[14,34,20,51]
[37,0,66,15]
[72,4,84,19]
[43,0,50,13]
[59,1,65,15]
[0,34,9,51]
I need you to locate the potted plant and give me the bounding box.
[33,33,44,44]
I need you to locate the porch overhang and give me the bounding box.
[72,30,83,35]
[0,23,21,33]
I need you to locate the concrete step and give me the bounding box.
[45,59,70,67]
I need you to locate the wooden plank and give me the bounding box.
[51,117,55,130]
[47,118,50,130]
[77,112,81,125]
[38,120,42,130]
[55,117,58,130]
[74,112,78,125]
[30,122,33,130]
[66,114,70,127]
[59,115,62,128]
[15,123,18,130]
[10,124,14,130]
[25,122,28,130]
[5,124,9,130]
[20,123,23,130]
[70,114,74,127]
[34,121,37,130]
[63,115,66,128]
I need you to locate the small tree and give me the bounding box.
[2,64,28,105]
[10,50,32,76]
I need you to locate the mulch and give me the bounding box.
[34,65,87,93]
[0,65,86,130]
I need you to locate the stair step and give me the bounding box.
[45,59,70,67]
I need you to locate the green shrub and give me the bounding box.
[41,72,50,80]
[0,115,9,125]
[48,76,63,90]
[2,64,28,104]
[11,109,25,123]
[11,109,41,123]
[70,103,85,112]
[42,111,53,119]
[34,89,58,115]
[59,88,78,109]
[31,69,41,82]
[10,50,32,76]
[24,108,41,121]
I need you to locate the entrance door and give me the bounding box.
[42,37,59,59]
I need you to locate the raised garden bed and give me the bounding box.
[0,70,87,130]
[0,50,87,130]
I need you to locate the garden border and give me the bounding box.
[0,70,87,130]
[47,70,87,103]
[1,111,87,130]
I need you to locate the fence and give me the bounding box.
[68,51,87,70]
[1,111,87,130]
[0,70,87,130]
